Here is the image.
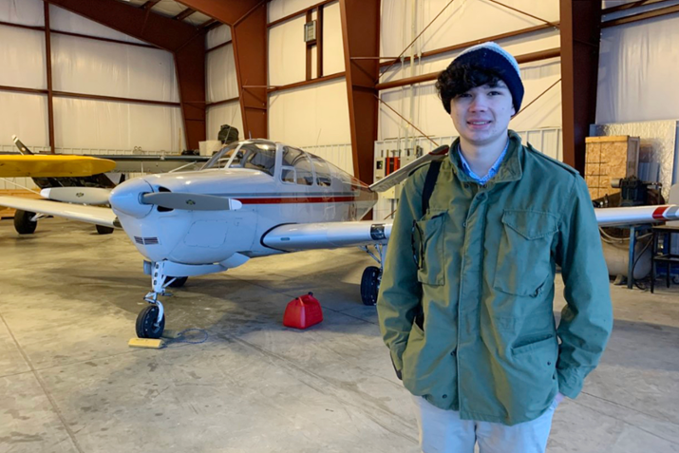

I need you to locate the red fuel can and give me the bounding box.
[283,293,323,329]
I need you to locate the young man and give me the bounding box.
[377,42,613,453]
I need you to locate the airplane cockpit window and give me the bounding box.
[309,155,332,187]
[203,140,277,177]
[282,147,314,185]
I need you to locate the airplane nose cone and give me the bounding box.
[109,178,154,218]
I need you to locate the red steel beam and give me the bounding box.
[44,2,55,153]
[340,0,382,183]
[174,8,196,21]
[178,0,267,139]
[44,0,206,150]
[560,0,601,173]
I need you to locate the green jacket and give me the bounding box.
[377,131,613,426]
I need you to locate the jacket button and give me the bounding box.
[547,361,551,366]
[451,350,456,356]
[442,394,448,399]
[462,222,467,228]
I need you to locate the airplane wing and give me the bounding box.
[0,196,118,228]
[261,221,392,252]
[261,204,679,252]
[0,155,116,177]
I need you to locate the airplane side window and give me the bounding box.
[282,147,314,186]
[281,166,296,184]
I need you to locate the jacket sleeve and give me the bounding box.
[555,175,613,399]
[377,175,424,373]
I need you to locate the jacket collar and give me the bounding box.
[448,130,523,184]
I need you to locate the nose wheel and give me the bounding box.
[136,305,165,339]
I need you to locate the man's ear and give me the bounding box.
[510,105,516,117]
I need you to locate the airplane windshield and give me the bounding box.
[202,140,277,177]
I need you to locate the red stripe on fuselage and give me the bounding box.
[238,196,358,205]
[652,206,670,219]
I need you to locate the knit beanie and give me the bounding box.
[448,42,524,112]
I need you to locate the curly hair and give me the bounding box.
[435,63,504,114]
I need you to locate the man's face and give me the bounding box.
[449,80,515,148]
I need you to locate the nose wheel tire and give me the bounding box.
[360,266,381,306]
[14,210,37,235]
[165,276,188,288]
[136,305,165,339]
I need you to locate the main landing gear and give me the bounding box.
[360,244,386,306]
[136,261,187,339]
[14,210,38,234]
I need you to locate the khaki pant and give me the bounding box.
[412,395,558,453]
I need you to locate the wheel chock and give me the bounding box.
[128,337,164,349]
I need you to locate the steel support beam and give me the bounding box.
[560,0,601,173]
[44,0,206,150]
[177,0,267,140]
[340,0,380,184]
[44,2,55,153]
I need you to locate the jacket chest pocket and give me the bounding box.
[494,210,558,297]
[413,210,447,286]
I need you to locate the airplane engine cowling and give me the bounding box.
[109,178,155,219]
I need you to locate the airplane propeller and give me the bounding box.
[140,193,242,211]
[41,187,111,205]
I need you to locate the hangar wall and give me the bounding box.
[0,0,184,155]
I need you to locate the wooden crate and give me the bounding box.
[0,190,42,219]
[584,135,640,200]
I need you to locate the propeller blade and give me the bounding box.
[140,192,242,211]
[41,187,112,205]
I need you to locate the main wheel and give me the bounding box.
[14,210,37,235]
[96,224,114,235]
[135,305,165,339]
[360,266,381,306]
[165,276,188,288]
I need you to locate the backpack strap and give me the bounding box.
[421,160,442,216]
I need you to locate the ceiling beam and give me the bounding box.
[45,0,206,150]
[560,0,602,173]
[174,8,196,21]
[340,0,380,184]
[141,0,161,10]
[178,0,267,140]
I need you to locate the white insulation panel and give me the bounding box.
[54,98,184,152]
[268,0,321,23]
[49,5,148,45]
[207,43,239,103]
[0,0,44,26]
[51,34,178,102]
[322,1,344,76]
[207,24,232,49]
[269,78,350,147]
[0,26,46,90]
[268,15,307,86]
[0,91,49,147]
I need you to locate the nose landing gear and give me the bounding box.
[136,261,173,339]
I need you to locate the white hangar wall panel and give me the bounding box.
[268,0,323,23]
[206,24,232,49]
[207,103,244,142]
[0,26,46,90]
[51,35,179,103]
[269,78,351,148]
[597,14,679,124]
[268,15,307,86]
[380,0,559,58]
[54,98,184,152]
[49,5,148,45]
[0,0,44,26]
[0,91,48,147]
[322,1,344,75]
[207,43,239,103]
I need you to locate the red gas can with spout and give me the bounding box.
[283,293,323,329]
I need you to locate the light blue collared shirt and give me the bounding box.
[457,139,509,185]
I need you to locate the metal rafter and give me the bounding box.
[174,8,196,21]
[141,0,161,10]
[44,2,55,154]
[45,0,207,150]
[560,0,602,173]
[340,0,380,185]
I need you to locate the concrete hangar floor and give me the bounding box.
[1,217,678,453]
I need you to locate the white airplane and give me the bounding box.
[0,139,677,338]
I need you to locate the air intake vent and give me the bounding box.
[134,236,144,244]
[144,237,159,245]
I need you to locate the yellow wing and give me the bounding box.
[0,155,116,177]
